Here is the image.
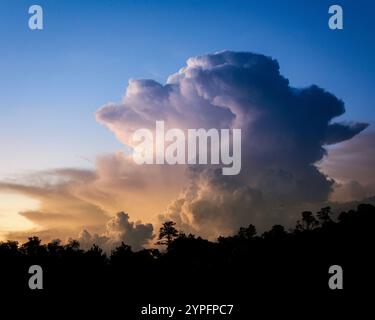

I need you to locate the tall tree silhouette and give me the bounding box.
[263,225,288,240]
[317,206,333,226]
[296,211,319,231]
[237,224,257,240]
[156,221,179,246]
[21,236,46,256]
[110,242,133,264]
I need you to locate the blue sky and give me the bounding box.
[1,0,374,177]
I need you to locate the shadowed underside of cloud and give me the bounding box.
[0,51,370,245]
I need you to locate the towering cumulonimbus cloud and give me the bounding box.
[1,51,369,246]
[97,50,368,237]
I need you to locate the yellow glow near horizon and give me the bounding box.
[0,193,39,239]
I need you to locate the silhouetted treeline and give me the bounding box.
[1,204,374,317]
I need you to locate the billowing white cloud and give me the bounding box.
[97,51,368,236]
[1,51,370,243]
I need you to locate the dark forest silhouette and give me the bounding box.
[1,203,374,317]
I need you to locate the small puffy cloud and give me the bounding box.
[78,211,154,252]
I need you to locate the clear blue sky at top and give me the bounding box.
[0,0,374,177]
